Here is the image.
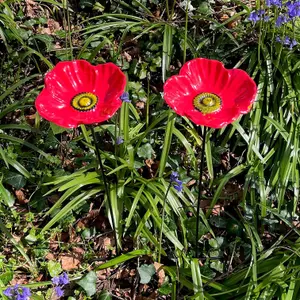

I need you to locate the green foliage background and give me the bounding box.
[0,0,300,299]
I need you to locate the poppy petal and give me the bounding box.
[35,60,126,128]
[221,69,257,113]
[36,89,78,128]
[163,75,197,115]
[94,62,126,104]
[179,58,230,94]
[45,60,97,97]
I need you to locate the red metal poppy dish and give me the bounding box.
[163,58,257,128]
[35,60,126,128]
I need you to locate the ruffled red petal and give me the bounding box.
[163,58,257,128]
[35,60,126,128]
[221,69,257,113]
[163,75,197,116]
[36,89,78,128]
[179,58,230,94]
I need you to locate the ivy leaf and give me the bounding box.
[137,264,156,284]
[4,172,26,189]
[98,290,112,300]
[137,143,154,159]
[77,271,97,296]
[210,260,224,273]
[47,260,62,277]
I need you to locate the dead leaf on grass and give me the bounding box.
[25,0,39,18]
[153,262,165,287]
[15,190,29,204]
[59,254,81,271]
[45,252,55,261]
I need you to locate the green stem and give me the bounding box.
[158,182,172,263]
[66,0,73,59]
[90,126,119,256]
[195,126,207,258]
[183,0,189,64]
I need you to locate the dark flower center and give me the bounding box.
[71,92,98,111]
[193,93,222,114]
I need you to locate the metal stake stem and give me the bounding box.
[195,126,207,258]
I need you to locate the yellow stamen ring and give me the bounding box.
[71,92,98,111]
[193,93,222,114]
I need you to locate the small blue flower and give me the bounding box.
[248,11,260,23]
[58,272,69,285]
[174,182,183,192]
[287,1,300,18]
[275,14,288,27]
[248,10,267,23]
[3,285,31,300]
[257,9,265,15]
[52,276,60,285]
[51,273,69,298]
[170,171,179,182]
[275,35,297,50]
[3,287,13,297]
[120,92,131,103]
[289,39,297,49]
[283,36,291,45]
[266,0,282,7]
[170,171,183,192]
[116,136,124,145]
[55,286,64,297]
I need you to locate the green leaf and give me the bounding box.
[98,290,112,300]
[50,122,67,134]
[0,182,15,207]
[77,271,97,297]
[47,261,63,277]
[95,249,151,270]
[0,271,13,285]
[137,143,154,159]
[210,260,224,273]
[137,264,156,284]
[4,171,26,189]
[158,282,172,296]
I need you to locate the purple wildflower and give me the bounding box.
[283,36,291,45]
[287,1,300,18]
[248,11,260,23]
[275,14,288,27]
[3,287,13,297]
[266,0,282,7]
[289,39,297,49]
[51,276,60,285]
[120,92,131,103]
[170,171,183,192]
[51,272,69,298]
[276,35,297,49]
[3,285,31,300]
[116,136,124,145]
[55,286,64,297]
[58,273,69,286]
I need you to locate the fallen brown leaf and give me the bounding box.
[15,190,29,204]
[45,253,55,261]
[154,262,165,287]
[59,254,81,271]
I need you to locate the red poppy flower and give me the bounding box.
[163,58,257,128]
[35,60,126,128]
